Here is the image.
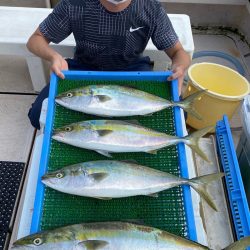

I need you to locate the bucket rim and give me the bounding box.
[188,62,250,101]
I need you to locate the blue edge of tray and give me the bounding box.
[216,115,250,245]
[30,70,197,240]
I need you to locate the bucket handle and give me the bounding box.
[192,51,246,76]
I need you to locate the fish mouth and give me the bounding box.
[55,98,66,106]
[52,132,65,140]
[55,97,62,103]
[41,173,55,181]
[11,242,32,249]
[41,173,58,185]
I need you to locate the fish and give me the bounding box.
[11,221,250,250]
[42,160,224,210]
[52,120,213,162]
[55,85,205,119]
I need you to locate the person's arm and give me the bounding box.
[27,28,68,79]
[165,41,191,95]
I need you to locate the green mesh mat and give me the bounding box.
[41,79,188,237]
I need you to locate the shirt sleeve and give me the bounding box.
[151,5,179,50]
[39,0,72,44]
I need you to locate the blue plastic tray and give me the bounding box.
[216,115,250,240]
[30,71,197,241]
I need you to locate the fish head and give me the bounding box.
[12,232,48,250]
[41,164,94,191]
[52,121,95,144]
[11,228,76,250]
[11,233,43,249]
[55,86,92,109]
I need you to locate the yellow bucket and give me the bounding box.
[184,62,250,130]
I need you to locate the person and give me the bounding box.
[27,0,191,129]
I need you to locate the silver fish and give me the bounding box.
[42,160,224,210]
[52,120,213,162]
[11,221,250,250]
[55,85,204,119]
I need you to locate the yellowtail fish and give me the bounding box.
[11,222,250,250]
[42,160,224,210]
[52,120,213,162]
[55,85,205,119]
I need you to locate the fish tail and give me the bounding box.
[174,89,207,120]
[184,126,214,162]
[223,236,250,250]
[188,173,224,211]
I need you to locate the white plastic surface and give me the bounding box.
[147,14,194,58]
[241,95,250,140]
[16,134,43,240]
[39,98,48,132]
[0,7,74,46]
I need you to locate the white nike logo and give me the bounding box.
[129,26,144,32]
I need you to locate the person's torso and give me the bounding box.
[68,0,157,70]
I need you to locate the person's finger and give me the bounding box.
[52,65,65,79]
[62,59,69,70]
[57,71,65,79]
[167,71,181,81]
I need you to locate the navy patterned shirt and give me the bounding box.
[39,0,178,70]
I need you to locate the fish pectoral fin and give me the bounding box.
[95,150,112,158]
[146,192,159,198]
[89,173,108,182]
[78,240,109,250]
[146,149,158,155]
[96,130,113,137]
[95,95,112,102]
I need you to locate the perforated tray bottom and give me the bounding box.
[40,79,188,237]
[0,161,24,250]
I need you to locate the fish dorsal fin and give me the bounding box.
[95,95,112,102]
[121,219,145,225]
[93,197,112,200]
[78,240,109,250]
[121,159,138,164]
[146,149,158,155]
[123,84,139,90]
[146,192,159,198]
[96,130,113,137]
[95,150,112,158]
[89,173,108,182]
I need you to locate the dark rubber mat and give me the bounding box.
[0,231,7,250]
[0,161,25,250]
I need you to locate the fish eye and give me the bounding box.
[65,126,72,132]
[67,93,73,98]
[56,173,64,179]
[33,238,42,246]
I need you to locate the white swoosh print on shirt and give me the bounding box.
[129,26,144,32]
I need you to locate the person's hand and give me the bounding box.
[167,65,185,96]
[50,55,68,79]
